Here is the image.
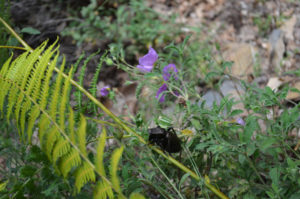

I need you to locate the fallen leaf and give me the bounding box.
[286,81,300,100]
[266,77,283,91]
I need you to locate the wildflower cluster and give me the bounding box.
[137,48,180,102]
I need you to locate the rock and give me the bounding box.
[220,79,246,115]
[222,43,258,79]
[269,29,285,73]
[199,90,222,109]
[239,25,258,41]
[220,79,244,97]
[280,15,297,41]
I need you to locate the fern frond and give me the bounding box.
[52,137,71,163]
[75,162,96,193]
[26,43,60,142]
[110,145,124,194]
[59,67,73,128]
[68,107,76,144]
[72,51,85,77]
[0,54,13,116]
[89,51,107,113]
[93,180,114,199]
[38,114,50,143]
[77,114,87,157]
[0,40,128,197]
[5,52,29,122]
[0,180,8,192]
[59,148,81,178]
[129,193,145,199]
[13,43,48,127]
[75,51,99,115]
[95,127,107,176]
[27,104,40,141]
[49,56,65,120]
[45,127,60,158]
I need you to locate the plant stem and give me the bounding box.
[0,45,27,51]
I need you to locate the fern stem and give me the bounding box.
[0,16,229,199]
[0,17,32,51]
[0,45,27,51]
[86,116,119,127]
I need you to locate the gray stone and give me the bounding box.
[199,90,222,109]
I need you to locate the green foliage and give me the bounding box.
[1,1,300,198]
[63,0,182,60]
[0,41,138,198]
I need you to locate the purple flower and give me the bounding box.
[236,117,245,126]
[162,63,178,81]
[156,83,168,103]
[155,64,180,103]
[137,48,158,73]
[100,86,110,96]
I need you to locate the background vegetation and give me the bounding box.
[1,0,300,198]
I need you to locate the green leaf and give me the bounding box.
[0,180,8,192]
[110,145,124,194]
[95,127,107,177]
[191,118,202,130]
[93,181,114,199]
[229,109,244,117]
[20,165,36,177]
[77,115,87,157]
[269,167,280,186]
[129,192,145,199]
[179,173,190,189]
[75,162,96,193]
[21,27,41,35]
[156,115,172,128]
[246,142,256,156]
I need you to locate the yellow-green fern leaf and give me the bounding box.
[110,145,124,194]
[20,102,30,137]
[93,180,114,199]
[77,114,87,157]
[68,107,76,144]
[27,104,40,142]
[6,52,28,81]
[9,51,30,121]
[5,53,29,122]
[5,78,19,122]
[0,54,13,115]
[45,127,60,158]
[0,180,8,192]
[38,114,50,145]
[49,56,65,121]
[75,162,96,193]
[52,137,71,163]
[59,148,81,178]
[0,53,13,77]
[95,127,107,176]
[23,43,59,142]
[38,53,59,110]
[13,43,47,124]
[129,193,145,199]
[59,67,73,128]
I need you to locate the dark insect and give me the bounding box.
[148,126,181,153]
